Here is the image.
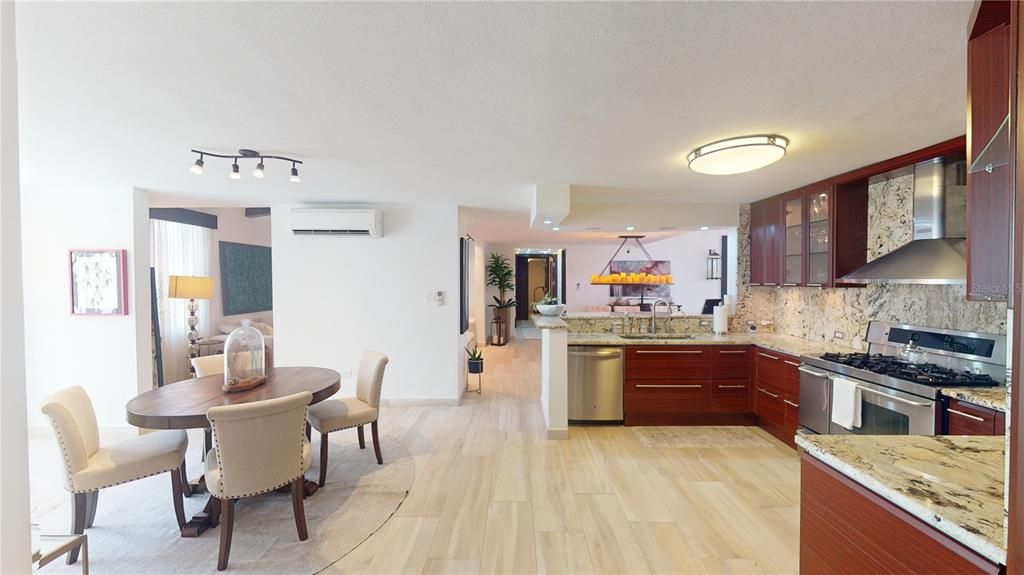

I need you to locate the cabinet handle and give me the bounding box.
[784,399,799,408]
[757,387,780,398]
[758,352,779,360]
[718,385,746,389]
[718,350,747,354]
[636,350,703,355]
[783,361,800,367]
[948,408,986,422]
[636,384,702,389]
[806,283,823,287]
[782,283,798,286]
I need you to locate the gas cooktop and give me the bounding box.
[818,352,999,387]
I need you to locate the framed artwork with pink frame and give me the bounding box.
[69,249,128,315]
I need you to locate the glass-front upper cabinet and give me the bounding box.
[807,190,830,285]
[784,196,803,285]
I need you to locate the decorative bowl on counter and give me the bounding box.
[535,304,566,317]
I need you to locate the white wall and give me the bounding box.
[271,203,462,403]
[200,208,272,332]
[21,186,151,426]
[1,1,31,569]
[507,229,737,314]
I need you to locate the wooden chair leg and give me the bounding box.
[305,421,311,441]
[291,478,309,541]
[371,420,383,465]
[67,492,88,564]
[180,458,192,498]
[217,499,235,571]
[203,429,213,461]
[171,468,186,529]
[319,433,329,488]
[210,496,221,528]
[357,425,366,449]
[84,490,99,529]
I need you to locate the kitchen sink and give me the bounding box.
[618,333,695,340]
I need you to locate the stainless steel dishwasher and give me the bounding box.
[568,346,624,423]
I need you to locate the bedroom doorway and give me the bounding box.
[149,207,273,387]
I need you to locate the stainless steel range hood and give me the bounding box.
[836,157,967,285]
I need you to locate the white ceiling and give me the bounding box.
[17,2,972,216]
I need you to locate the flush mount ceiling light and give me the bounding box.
[190,148,302,183]
[687,135,788,175]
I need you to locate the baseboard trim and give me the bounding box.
[547,428,569,440]
[380,398,461,407]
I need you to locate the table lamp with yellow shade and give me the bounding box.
[168,275,214,375]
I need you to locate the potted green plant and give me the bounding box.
[466,346,484,374]
[533,293,566,317]
[486,253,516,345]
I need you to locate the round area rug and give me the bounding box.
[37,434,414,574]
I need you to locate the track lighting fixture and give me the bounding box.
[189,148,303,182]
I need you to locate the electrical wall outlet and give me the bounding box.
[760,319,773,326]
[833,330,846,340]
[340,369,353,379]
[699,320,711,327]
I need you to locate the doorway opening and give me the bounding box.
[514,251,566,324]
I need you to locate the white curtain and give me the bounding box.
[151,219,211,384]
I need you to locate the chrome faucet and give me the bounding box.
[649,299,670,335]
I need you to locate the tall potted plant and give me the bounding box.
[486,252,516,345]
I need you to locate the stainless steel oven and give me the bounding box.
[828,378,936,435]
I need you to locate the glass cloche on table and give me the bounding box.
[222,325,267,392]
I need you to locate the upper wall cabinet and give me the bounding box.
[750,184,866,289]
[967,4,1012,302]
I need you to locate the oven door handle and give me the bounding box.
[798,366,829,378]
[856,385,931,408]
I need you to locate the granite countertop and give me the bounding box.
[531,315,568,329]
[940,387,1008,413]
[564,311,707,319]
[567,331,857,358]
[796,434,1006,565]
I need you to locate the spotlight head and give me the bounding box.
[230,160,241,179]
[190,157,204,175]
[290,165,300,183]
[253,161,265,179]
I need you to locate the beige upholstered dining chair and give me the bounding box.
[307,351,389,486]
[41,386,188,565]
[191,354,224,377]
[206,391,313,571]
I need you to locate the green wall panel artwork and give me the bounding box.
[219,241,273,315]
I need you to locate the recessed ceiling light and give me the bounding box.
[543,220,552,225]
[700,226,709,231]
[626,226,636,231]
[687,135,788,175]
[552,227,560,231]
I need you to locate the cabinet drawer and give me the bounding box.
[755,385,785,428]
[625,380,710,413]
[711,380,750,413]
[625,346,711,380]
[945,399,1002,436]
[711,346,751,380]
[782,357,801,396]
[755,349,786,392]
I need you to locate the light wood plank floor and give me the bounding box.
[28,339,802,574]
[327,339,801,575]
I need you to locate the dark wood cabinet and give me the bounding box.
[750,200,765,286]
[753,349,800,447]
[967,23,1012,302]
[624,345,755,426]
[943,397,1006,435]
[801,455,1003,574]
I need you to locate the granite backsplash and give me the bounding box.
[734,166,1007,350]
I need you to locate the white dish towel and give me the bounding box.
[831,377,862,430]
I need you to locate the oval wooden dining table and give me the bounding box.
[125,366,341,538]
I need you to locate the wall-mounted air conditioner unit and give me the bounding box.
[290,208,382,237]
